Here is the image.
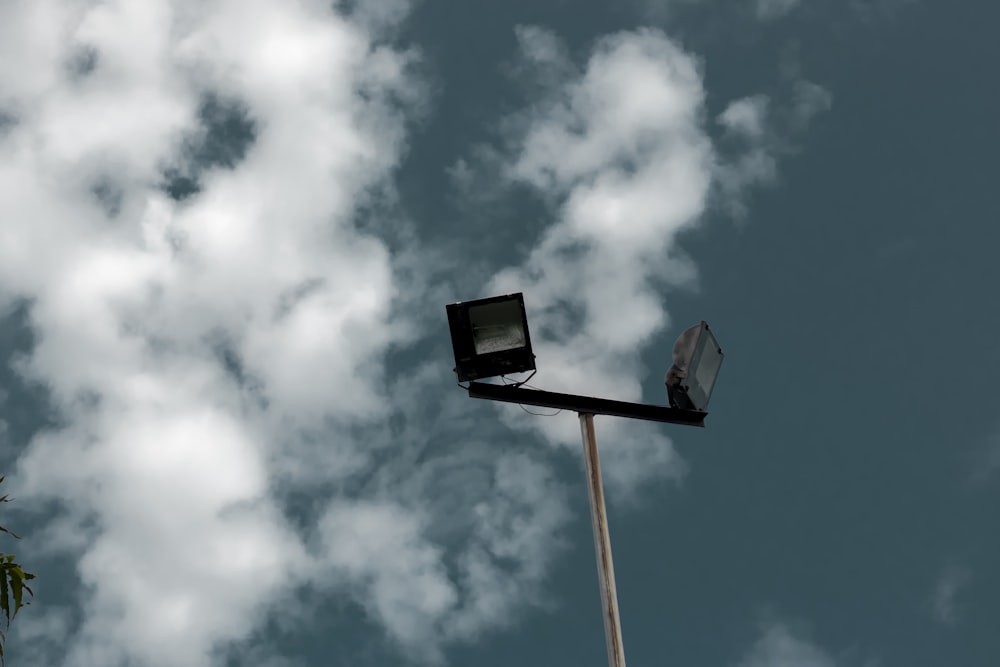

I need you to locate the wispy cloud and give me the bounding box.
[754,0,800,21]
[930,566,971,626]
[714,79,832,219]
[739,622,838,667]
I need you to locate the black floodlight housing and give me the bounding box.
[665,321,724,412]
[447,292,536,382]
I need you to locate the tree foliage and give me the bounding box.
[0,477,35,666]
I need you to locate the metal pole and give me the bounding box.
[579,412,626,667]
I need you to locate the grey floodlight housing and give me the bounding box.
[447,292,536,382]
[665,321,724,412]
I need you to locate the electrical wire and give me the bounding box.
[517,404,563,417]
[455,373,563,417]
[500,374,562,416]
[500,369,536,388]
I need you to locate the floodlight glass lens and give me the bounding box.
[469,301,526,355]
[672,323,702,370]
[694,343,722,400]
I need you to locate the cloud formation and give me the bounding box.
[714,79,831,219]
[739,622,838,667]
[755,0,800,21]
[484,27,711,496]
[1,1,424,664]
[931,565,971,626]
[471,27,828,497]
[2,2,580,663]
[1,5,832,667]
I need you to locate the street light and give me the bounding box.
[446,292,536,382]
[446,293,724,667]
[665,321,724,412]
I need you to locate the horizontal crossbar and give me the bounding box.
[467,382,707,427]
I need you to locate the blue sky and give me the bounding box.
[1,1,998,666]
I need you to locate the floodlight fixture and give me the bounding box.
[446,292,536,382]
[665,321,724,412]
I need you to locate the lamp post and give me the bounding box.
[447,293,724,667]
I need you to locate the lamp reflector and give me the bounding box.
[470,301,527,354]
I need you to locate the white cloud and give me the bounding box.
[1,6,833,666]
[739,622,838,667]
[515,24,570,68]
[480,28,717,497]
[931,566,971,626]
[714,95,779,218]
[719,95,770,140]
[714,79,831,218]
[791,80,834,128]
[5,606,75,667]
[317,501,458,657]
[0,0,485,664]
[1,5,573,659]
[313,450,570,661]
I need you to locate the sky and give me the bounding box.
[0,1,998,666]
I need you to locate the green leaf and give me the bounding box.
[0,476,30,667]
[10,576,22,618]
[0,567,8,626]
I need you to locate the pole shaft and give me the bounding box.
[579,413,626,667]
